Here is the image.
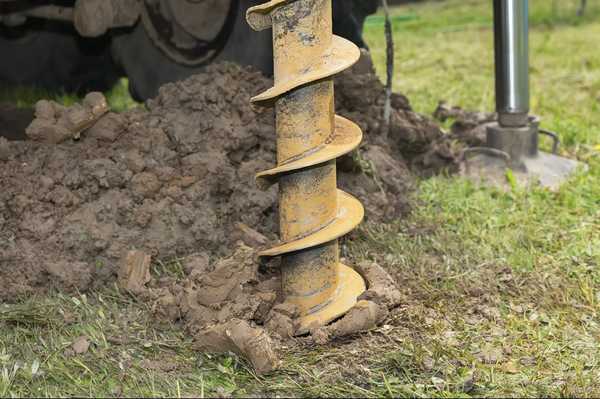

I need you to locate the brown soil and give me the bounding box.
[0,52,475,373]
[433,101,494,147]
[25,93,109,144]
[139,244,403,374]
[0,52,456,301]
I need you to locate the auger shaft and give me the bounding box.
[247,0,366,333]
[275,6,338,315]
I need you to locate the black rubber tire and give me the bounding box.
[111,0,273,101]
[0,21,120,94]
[111,0,376,101]
[333,0,379,49]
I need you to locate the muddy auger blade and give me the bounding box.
[247,0,366,334]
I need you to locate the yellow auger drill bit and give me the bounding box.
[247,0,366,334]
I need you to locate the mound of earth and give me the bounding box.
[0,51,486,374]
[0,51,460,301]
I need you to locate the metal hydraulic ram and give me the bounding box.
[465,0,584,189]
[246,0,366,334]
[494,0,529,128]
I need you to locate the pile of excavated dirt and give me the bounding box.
[0,52,456,301]
[0,52,475,373]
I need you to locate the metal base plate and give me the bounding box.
[294,263,366,335]
[461,150,586,190]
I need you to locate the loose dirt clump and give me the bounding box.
[143,243,402,374]
[433,101,495,147]
[26,93,109,144]
[118,250,152,294]
[140,243,279,373]
[0,53,464,373]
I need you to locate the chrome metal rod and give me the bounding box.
[493,0,529,127]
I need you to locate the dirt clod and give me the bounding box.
[329,300,383,336]
[71,335,90,354]
[194,319,278,375]
[25,93,109,144]
[118,250,152,294]
[87,112,126,142]
[264,303,300,339]
[355,261,404,308]
[310,327,331,345]
[434,101,495,146]
[311,299,387,345]
[232,222,269,248]
[181,253,210,275]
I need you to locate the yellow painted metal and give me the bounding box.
[260,190,363,257]
[247,0,366,334]
[250,36,360,104]
[256,115,362,187]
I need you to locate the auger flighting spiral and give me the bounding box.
[247,0,366,334]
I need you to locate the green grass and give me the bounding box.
[2,0,600,396]
[0,291,254,397]
[364,0,600,149]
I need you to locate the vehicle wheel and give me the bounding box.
[111,0,376,101]
[0,21,120,94]
[333,0,379,49]
[110,0,273,101]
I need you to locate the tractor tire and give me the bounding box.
[333,0,379,49]
[0,21,120,94]
[111,0,273,101]
[111,0,376,101]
